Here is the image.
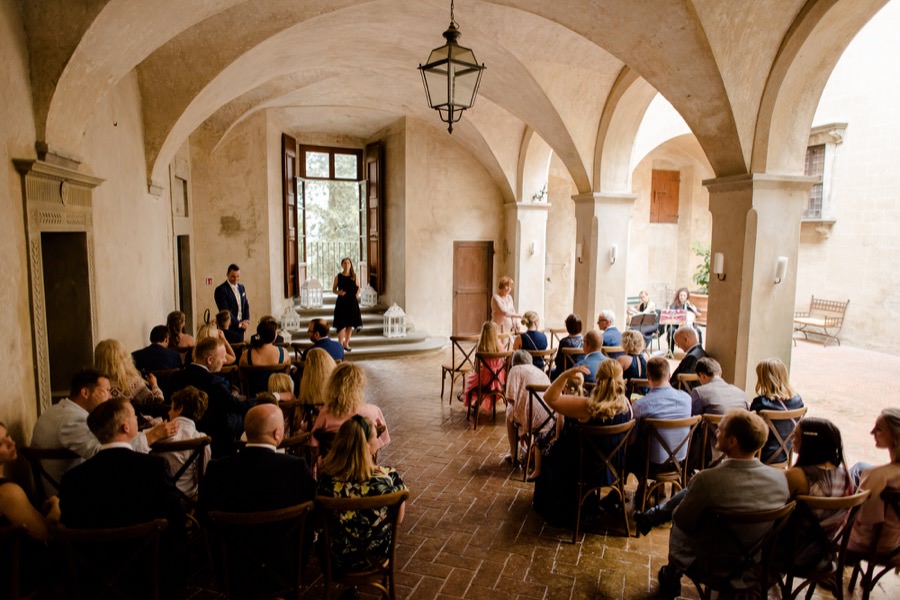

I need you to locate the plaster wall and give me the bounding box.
[796,0,900,353]
[0,2,38,435]
[82,73,176,350]
[266,113,287,317]
[402,119,505,337]
[379,119,407,309]
[190,112,272,327]
[543,154,577,328]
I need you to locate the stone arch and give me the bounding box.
[752,0,889,174]
[516,128,553,203]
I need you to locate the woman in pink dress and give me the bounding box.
[491,276,520,334]
[310,363,390,452]
[462,321,507,414]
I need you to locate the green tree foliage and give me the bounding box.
[691,241,710,294]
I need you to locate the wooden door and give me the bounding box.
[282,134,300,296]
[453,241,493,335]
[364,142,384,292]
[650,169,680,223]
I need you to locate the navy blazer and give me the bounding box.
[670,344,708,388]
[132,343,183,372]
[214,281,250,342]
[169,364,248,458]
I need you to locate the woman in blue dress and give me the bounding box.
[749,357,804,464]
[514,311,548,369]
[332,257,363,352]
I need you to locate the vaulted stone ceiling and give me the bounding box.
[18,0,888,197]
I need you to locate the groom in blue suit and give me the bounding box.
[214,263,250,343]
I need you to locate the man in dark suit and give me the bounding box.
[214,263,250,343]
[169,337,249,457]
[669,326,707,389]
[199,403,315,517]
[132,325,183,372]
[302,318,344,361]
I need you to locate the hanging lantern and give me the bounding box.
[418,0,485,133]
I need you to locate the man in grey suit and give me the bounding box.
[690,358,748,415]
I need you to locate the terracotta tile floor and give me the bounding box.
[358,338,899,599]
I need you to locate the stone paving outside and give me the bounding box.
[358,338,900,600]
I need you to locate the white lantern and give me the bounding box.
[359,284,377,308]
[383,303,407,338]
[280,301,300,333]
[299,279,323,308]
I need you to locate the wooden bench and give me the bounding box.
[793,296,849,346]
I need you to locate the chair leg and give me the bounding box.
[441,370,447,400]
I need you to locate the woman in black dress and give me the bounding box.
[332,257,362,352]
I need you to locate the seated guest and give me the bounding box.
[669,326,707,389]
[629,357,692,477]
[95,338,167,419]
[312,363,390,451]
[166,310,195,360]
[169,337,250,458]
[617,330,648,394]
[690,357,748,415]
[627,290,657,316]
[575,331,604,384]
[250,314,285,345]
[161,386,212,498]
[303,318,344,361]
[131,325,183,372]
[504,350,553,475]
[749,357,804,464]
[462,321,506,414]
[533,360,633,527]
[215,309,232,335]
[240,317,290,367]
[0,421,61,541]
[316,416,407,571]
[667,287,703,348]
[551,313,583,381]
[513,311,549,369]
[196,322,236,365]
[32,369,175,484]
[295,348,336,433]
[596,309,623,349]
[848,408,900,555]
[198,404,315,517]
[656,409,790,597]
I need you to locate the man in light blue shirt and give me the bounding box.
[596,309,623,348]
[574,330,604,383]
[630,356,692,469]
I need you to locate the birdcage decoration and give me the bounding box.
[359,283,377,308]
[383,303,407,338]
[280,302,300,333]
[299,279,323,308]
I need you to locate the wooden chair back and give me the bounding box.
[18,445,79,504]
[470,351,511,430]
[560,347,584,370]
[525,348,556,377]
[546,328,568,350]
[847,487,900,600]
[676,373,700,392]
[572,420,636,541]
[685,502,796,600]
[207,501,314,599]
[237,363,291,398]
[0,525,24,600]
[315,490,409,600]
[279,432,311,458]
[520,384,555,480]
[757,407,808,467]
[698,413,725,471]
[54,518,169,600]
[150,436,212,505]
[440,335,478,403]
[778,490,870,600]
[601,345,624,357]
[149,367,182,398]
[638,416,702,511]
[625,378,650,401]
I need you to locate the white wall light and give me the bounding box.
[774,256,788,284]
[609,244,617,265]
[712,252,725,281]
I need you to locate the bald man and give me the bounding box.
[669,326,707,388]
[198,404,315,518]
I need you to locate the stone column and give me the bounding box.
[572,192,636,327]
[505,201,551,319]
[704,173,815,389]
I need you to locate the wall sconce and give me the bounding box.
[609,244,617,265]
[774,256,788,284]
[575,242,583,264]
[528,241,536,256]
[712,252,725,281]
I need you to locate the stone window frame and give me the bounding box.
[802,123,846,233]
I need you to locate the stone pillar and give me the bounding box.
[704,173,815,389]
[505,201,550,319]
[572,192,636,327]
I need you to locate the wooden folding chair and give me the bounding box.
[150,436,212,506]
[18,445,79,504]
[440,335,478,404]
[316,490,409,600]
[469,351,511,431]
[676,373,700,392]
[758,407,808,467]
[55,518,169,600]
[238,363,292,398]
[601,345,624,357]
[847,487,900,600]
[525,348,556,377]
[207,502,314,600]
[637,416,702,511]
[625,378,650,401]
[778,490,870,600]
[572,420,636,542]
[560,347,584,370]
[698,413,725,471]
[520,384,555,481]
[546,328,568,350]
[684,502,796,600]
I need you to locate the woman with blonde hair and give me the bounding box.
[288,348,335,433]
[513,310,548,369]
[94,338,167,418]
[195,322,236,364]
[533,359,633,527]
[311,363,390,450]
[491,276,520,334]
[750,357,804,464]
[317,416,407,571]
[461,321,506,413]
[166,310,195,357]
[617,330,648,394]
